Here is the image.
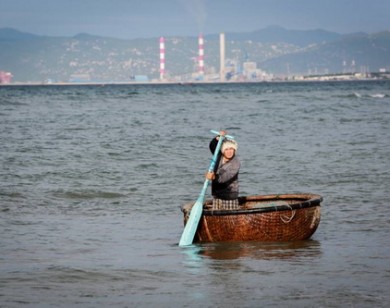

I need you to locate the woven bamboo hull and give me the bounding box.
[181,193,322,243]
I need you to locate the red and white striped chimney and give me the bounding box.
[198,34,204,76]
[159,37,165,80]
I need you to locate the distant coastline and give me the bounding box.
[1,28,389,85]
[1,74,389,87]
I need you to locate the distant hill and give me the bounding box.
[260,31,390,75]
[0,27,43,41]
[0,27,389,82]
[211,25,342,47]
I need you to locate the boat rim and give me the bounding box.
[182,193,323,216]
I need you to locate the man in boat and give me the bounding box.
[206,131,240,210]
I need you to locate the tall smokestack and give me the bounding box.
[159,37,165,80]
[198,34,205,78]
[220,33,225,82]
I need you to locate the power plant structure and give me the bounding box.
[219,33,225,82]
[157,32,270,83]
[158,33,226,82]
[198,34,205,79]
[159,37,165,80]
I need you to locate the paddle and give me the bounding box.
[179,130,234,246]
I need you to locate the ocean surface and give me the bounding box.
[0,81,389,307]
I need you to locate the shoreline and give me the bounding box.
[1,77,389,87]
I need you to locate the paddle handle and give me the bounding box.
[207,133,226,174]
[210,130,234,140]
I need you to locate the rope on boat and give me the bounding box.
[280,204,296,223]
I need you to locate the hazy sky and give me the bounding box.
[1,0,389,39]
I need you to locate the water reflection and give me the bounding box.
[193,240,322,260]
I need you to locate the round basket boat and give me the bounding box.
[181,193,322,243]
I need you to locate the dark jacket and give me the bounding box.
[209,138,240,200]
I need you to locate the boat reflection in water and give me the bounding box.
[195,240,322,260]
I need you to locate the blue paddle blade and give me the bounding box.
[179,198,204,246]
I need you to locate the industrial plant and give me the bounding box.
[157,33,273,83]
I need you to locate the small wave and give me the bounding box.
[0,191,25,198]
[369,93,386,98]
[334,92,388,99]
[333,93,362,99]
[0,99,29,106]
[126,91,139,96]
[53,190,125,199]
[46,266,120,283]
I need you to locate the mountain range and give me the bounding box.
[0,26,389,82]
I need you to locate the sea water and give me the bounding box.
[1,81,389,307]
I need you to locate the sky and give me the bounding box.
[1,0,389,39]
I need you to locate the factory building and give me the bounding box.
[0,71,13,84]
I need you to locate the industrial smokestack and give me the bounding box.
[220,33,225,82]
[198,34,205,78]
[159,37,165,80]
